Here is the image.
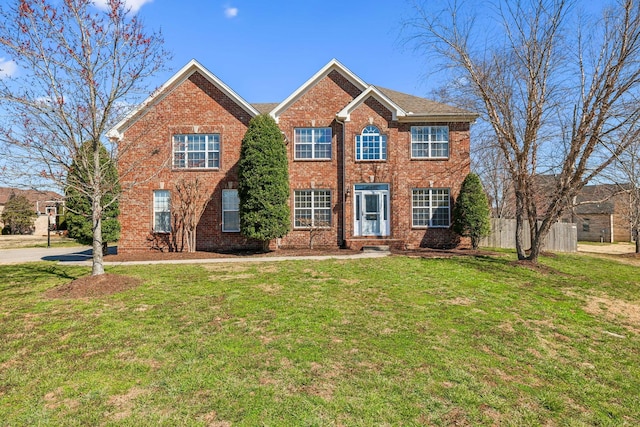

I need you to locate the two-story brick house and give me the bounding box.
[110,59,477,252]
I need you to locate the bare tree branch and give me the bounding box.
[0,0,170,275]
[406,0,640,262]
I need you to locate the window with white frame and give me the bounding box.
[412,188,450,227]
[222,189,240,232]
[294,190,331,228]
[153,190,171,233]
[294,128,332,159]
[173,134,220,169]
[356,125,387,161]
[411,126,449,158]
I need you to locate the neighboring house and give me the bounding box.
[0,187,64,235]
[565,184,633,242]
[109,59,477,252]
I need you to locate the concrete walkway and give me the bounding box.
[0,246,390,266]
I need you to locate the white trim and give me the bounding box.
[293,189,332,229]
[336,86,406,122]
[354,184,390,237]
[411,188,451,228]
[108,59,259,139]
[222,189,240,232]
[398,113,479,123]
[410,125,450,159]
[153,189,171,233]
[270,59,368,123]
[293,127,332,160]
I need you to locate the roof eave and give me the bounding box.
[398,113,479,123]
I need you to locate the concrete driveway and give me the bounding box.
[577,242,636,255]
[0,246,93,264]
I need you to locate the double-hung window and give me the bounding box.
[294,190,331,228]
[356,125,387,161]
[222,189,240,232]
[153,190,171,233]
[294,128,332,159]
[412,188,450,227]
[173,134,220,169]
[411,126,449,158]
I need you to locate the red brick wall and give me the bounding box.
[341,98,470,249]
[118,69,471,252]
[118,71,260,252]
[277,70,362,248]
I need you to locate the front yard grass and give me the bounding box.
[0,253,638,425]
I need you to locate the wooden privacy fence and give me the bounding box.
[479,218,577,253]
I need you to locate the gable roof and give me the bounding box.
[269,59,477,123]
[270,59,368,122]
[108,59,260,139]
[0,187,63,211]
[336,86,406,122]
[111,59,477,136]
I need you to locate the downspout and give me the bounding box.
[336,116,346,247]
[610,213,614,243]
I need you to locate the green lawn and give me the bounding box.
[0,253,638,425]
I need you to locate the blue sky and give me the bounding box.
[122,0,434,103]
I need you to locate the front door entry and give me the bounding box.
[354,184,389,236]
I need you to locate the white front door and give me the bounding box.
[354,184,389,236]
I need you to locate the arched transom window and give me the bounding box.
[355,125,387,161]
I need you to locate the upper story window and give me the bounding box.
[356,125,387,161]
[294,128,332,159]
[411,126,449,158]
[412,188,450,228]
[173,134,220,169]
[153,190,171,233]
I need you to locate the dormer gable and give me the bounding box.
[336,85,406,122]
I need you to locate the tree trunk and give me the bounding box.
[514,191,528,260]
[636,230,639,254]
[471,236,479,250]
[91,141,105,276]
[92,196,105,276]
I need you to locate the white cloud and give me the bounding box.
[0,58,17,79]
[93,0,153,14]
[224,6,239,18]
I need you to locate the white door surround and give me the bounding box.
[354,183,389,237]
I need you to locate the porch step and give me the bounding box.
[361,245,390,252]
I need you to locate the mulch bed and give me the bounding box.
[45,274,143,299]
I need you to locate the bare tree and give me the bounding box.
[607,137,640,252]
[172,177,212,253]
[0,0,168,275]
[407,0,640,262]
[472,132,514,219]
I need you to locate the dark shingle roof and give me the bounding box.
[251,103,279,115]
[0,187,63,210]
[250,88,476,119]
[376,87,475,117]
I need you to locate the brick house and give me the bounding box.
[110,59,477,252]
[566,184,633,242]
[0,187,63,235]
